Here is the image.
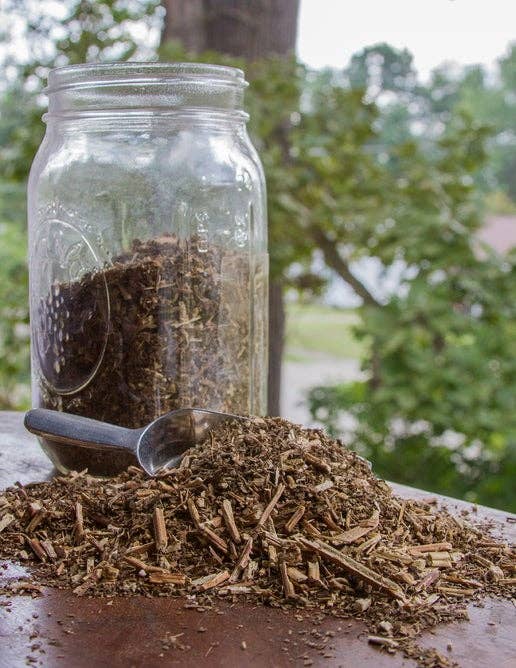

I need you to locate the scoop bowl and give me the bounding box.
[24,408,241,476]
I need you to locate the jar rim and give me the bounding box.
[46,61,247,94]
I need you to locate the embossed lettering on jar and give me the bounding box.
[28,63,268,475]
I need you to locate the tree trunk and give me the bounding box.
[160,0,299,416]
[161,0,299,59]
[161,0,205,52]
[267,280,285,417]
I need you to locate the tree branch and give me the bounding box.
[309,226,382,308]
[309,225,383,389]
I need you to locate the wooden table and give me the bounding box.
[0,411,514,668]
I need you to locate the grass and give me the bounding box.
[285,302,366,361]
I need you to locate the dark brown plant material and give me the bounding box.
[0,417,514,668]
[34,235,266,474]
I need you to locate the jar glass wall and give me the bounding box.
[28,63,268,475]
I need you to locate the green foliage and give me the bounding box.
[348,42,516,203]
[347,42,418,99]
[306,107,516,511]
[292,44,516,511]
[0,215,30,409]
[50,0,160,65]
[0,85,44,184]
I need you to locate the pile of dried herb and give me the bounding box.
[35,235,266,474]
[1,417,514,667]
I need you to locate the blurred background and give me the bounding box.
[0,0,514,510]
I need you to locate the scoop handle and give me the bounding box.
[24,409,140,453]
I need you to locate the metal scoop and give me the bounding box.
[24,408,240,476]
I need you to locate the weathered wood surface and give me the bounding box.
[1,412,514,668]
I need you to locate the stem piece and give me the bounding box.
[153,506,168,551]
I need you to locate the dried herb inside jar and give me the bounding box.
[34,235,267,474]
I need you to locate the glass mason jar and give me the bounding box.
[28,63,268,475]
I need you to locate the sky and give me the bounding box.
[297,0,515,78]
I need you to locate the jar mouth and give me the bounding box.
[44,62,248,119]
[46,62,247,94]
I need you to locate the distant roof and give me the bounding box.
[478,215,516,254]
